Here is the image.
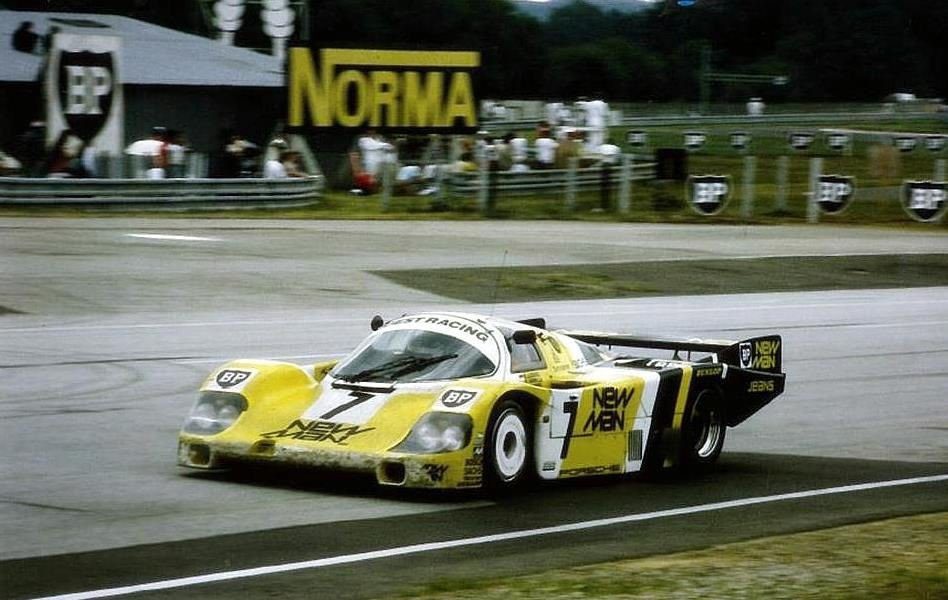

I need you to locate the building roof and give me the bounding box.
[1,10,283,87]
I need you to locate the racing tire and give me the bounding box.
[679,388,726,471]
[484,400,532,490]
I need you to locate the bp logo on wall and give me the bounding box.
[57,49,116,143]
[683,131,706,151]
[816,175,856,214]
[924,136,946,153]
[626,130,647,148]
[893,136,917,153]
[788,132,815,151]
[901,181,947,223]
[825,132,851,152]
[45,33,124,154]
[687,175,730,216]
[729,131,751,151]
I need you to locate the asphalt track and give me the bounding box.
[1,218,947,599]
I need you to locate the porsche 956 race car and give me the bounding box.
[178,312,785,490]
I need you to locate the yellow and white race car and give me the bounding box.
[178,312,785,490]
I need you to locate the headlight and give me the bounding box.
[183,391,247,435]
[392,412,472,454]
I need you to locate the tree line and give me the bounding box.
[9,0,948,103]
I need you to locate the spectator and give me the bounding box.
[534,130,558,169]
[12,21,39,54]
[282,151,306,177]
[14,121,46,177]
[0,149,22,176]
[44,129,84,178]
[509,132,529,165]
[584,96,609,151]
[263,152,287,178]
[357,129,391,179]
[165,130,189,178]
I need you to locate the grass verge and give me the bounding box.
[391,512,948,600]
[374,253,948,303]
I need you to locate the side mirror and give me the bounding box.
[370,315,384,331]
[512,329,537,345]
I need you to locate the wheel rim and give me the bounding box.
[493,409,527,481]
[693,396,724,459]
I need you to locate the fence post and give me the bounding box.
[380,161,394,211]
[565,156,578,212]
[935,158,947,182]
[807,157,823,224]
[775,155,789,212]
[741,155,756,220]
[434,163,447,210]
[477,152,489,214]
[617,154,631,214]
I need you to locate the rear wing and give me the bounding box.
[561,331,783,374]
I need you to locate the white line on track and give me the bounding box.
[125,233,221,242]
[173,353,343,365]
[33,474,948,600]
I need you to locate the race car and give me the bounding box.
[178,312,785,490]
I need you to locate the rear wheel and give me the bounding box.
[680,389,726,470]
[485,400,531,489]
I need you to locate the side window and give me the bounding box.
[509,340,546,373]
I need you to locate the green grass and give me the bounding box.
[389,512,948,600]
[374,254,948,304]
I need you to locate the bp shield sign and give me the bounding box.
[626,130,647,148]
[789,132,815,151]
[816,175,856,214]
[826,132,850,151]
[683,131,706,151]
[893,136,917,153]
[901,181,947,222]
[57,50,116,142]
[729,131,751,151]
[687,175,730,216]
[924,136,946,153]
[45,33,123,154]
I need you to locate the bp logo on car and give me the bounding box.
[901,180,947,223]
[816,175,856,214]
[687,175,730,216]
[211,369,256,391]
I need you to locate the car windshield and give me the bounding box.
[331,329,496,383]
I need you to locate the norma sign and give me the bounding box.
[683,131,706,151]
[287,47,480,132]
[626,130,647,147]
[901,181,947,223]
[789,132,815,151]
[729,131,751,150]
[687,175,730,216]
[816,175,856,214]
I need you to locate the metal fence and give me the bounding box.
[0,176,323,209]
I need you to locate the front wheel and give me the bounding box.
[680,389,726,470]
[484,400,531,489]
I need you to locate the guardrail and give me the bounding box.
[447,161,656,196]
[482,110,940,131]
[0,176,324,209]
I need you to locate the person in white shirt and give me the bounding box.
[584,97,609,151]
[534,135,558,169]
[357,130,391,177]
